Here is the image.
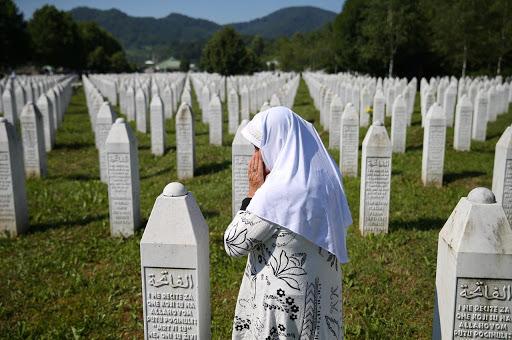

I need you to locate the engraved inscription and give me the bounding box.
[177,122,193,176]
[364,157,391,232]
[427,126,445,176]
[145,267,198,340]
[22,122,37,168]
[108,153,133,228]
[502,160,512,224]
[454,278,512,339]
[233,155,251,210]
[0,152,14,223]
[458,108,472,148]
[341,124,358,175]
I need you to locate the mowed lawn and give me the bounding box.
[0,78,511,339]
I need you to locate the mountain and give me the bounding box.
[231,6,337,39]
[69,6,337,63]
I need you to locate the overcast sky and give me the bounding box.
[15,0,343,23]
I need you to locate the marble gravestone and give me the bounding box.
[140,182,210,340]
[422,103,447,187]
[208,95,222,146]
[473,90,488,142]
[176,103,195,179]
[386,86,395,117]
[228,88,239,135]
[270,94,281,107]
[391,94,407,153]
[2,87,17,124]
[150,94,166,156]
[339,103,359,177]
[373,89,385,124]
[201,86,210,124]
[20,103,47,178]
[126,86,136,122]
[360,87,371,127]
[232,120,252,216]
[493,125,512,226]
[240,86,250,121]
[163,85,174,120]
[359,121,392,235]
[453,95,473,152]
[96,102,117,183]
[443,83,457,127]
[105,118,140,237]
[432,187,512,340]
[0,117,28,236]
[36,93,55,152]
[329,95,343,149]
[422,88,435,127]
[136,88,148,133]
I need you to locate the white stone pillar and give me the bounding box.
[359,120,392,235]
[150,94,165,156]
[176,103,195,179]
[140,182,210,340]
[20,103,47,178]
[422,103,446,186]
[105,118,140,237]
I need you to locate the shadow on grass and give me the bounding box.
[391,217,446,232]
[28,214,108,234]
[196,160,230,176]
[203,210,220,219]
[141,167,173,180]
[444,171,486,184]
[53,141,94,150]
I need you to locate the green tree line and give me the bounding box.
[200,0,512,77]
[0,0,132,73]
[269,0,512,78]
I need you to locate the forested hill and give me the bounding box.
[69,6,337,62]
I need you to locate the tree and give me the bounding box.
[110,51,131,72]
[0,0,30,70]
[200,27,251,75]
[28,5,83,69]
[488,0,512,75]
[360,0,416,77]
[429,0,489,77]
[179,56,190,72]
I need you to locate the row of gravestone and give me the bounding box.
[0,75,76,236]
[138,180,512,339]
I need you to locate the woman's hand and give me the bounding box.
[248,149,266,197]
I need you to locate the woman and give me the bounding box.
[224,106,352,339]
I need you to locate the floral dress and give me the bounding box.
[224,208,343,339]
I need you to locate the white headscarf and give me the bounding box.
[241,106,352,263]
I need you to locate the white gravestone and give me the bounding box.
[150,94,166,156]
[373,89,385,124]
[36,94,55,151]
[232,120,252,216]
[329,95,343,149]
[96,102,117,183]
[140,182,210,340]
[240,86,249,121]
[20,103,47,178]
[270,94,281,107]
[339,103,359,177]
[2,87,17,124]
[360,87,371,127]
[432,187,512,340]
[126,86,136,122]
[105,118,140,237]
[136,88,148,133]
[454,95,473,152]
[176,103,195,179]
[422,103,446,187]
[391,94,407,153]
[472,90,488,142]
[208,95,222,146]
[443,83,457,127]
[163,85,174,120]
[493,126,512,226]
[228,88,239,135]
[0,118,28,236]
[359,120,392,235]
[422,88,435,127]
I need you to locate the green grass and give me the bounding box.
[0,78,511,339]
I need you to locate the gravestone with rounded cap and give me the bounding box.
[140,182,210,340]
[422,103,446,186]
[432,187,512,340]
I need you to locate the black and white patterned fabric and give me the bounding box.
[224,210,343,339]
